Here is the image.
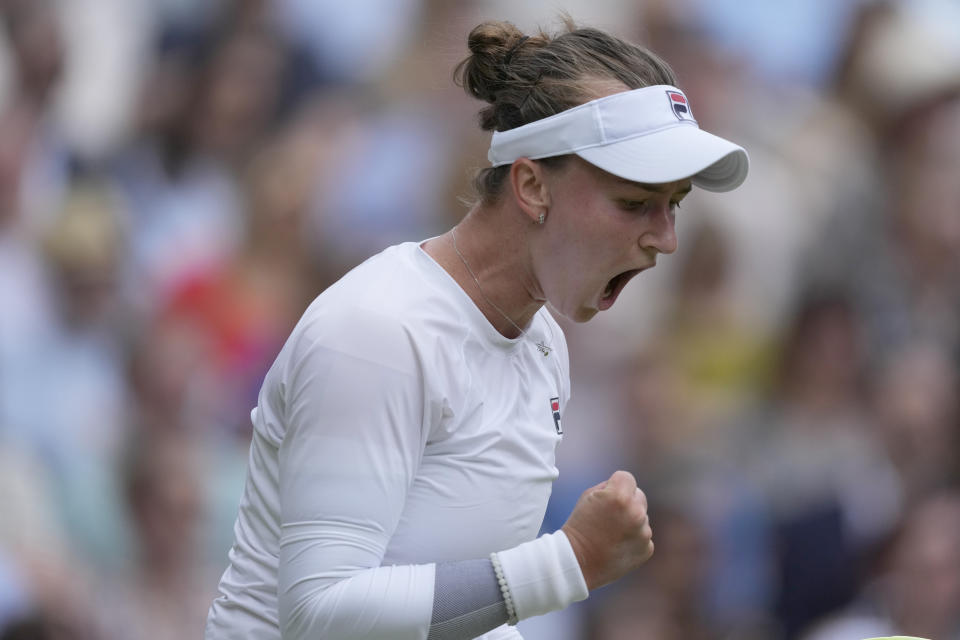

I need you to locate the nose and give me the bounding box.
[641,202,677,255]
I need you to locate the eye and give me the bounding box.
[669,200,683,212]
[620,200,648,212]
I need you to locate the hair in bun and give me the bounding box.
[454,18,677,203]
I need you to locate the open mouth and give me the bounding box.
[599,268,642,310]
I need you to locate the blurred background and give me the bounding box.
[0,0,959,638]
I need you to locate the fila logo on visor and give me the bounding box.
[550,397,562,435]
[666,90,695,123]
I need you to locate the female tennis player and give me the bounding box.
[206,19,748,640]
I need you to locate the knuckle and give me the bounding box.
[628,502,648,521]
[635,488,648,508]
[610,470,636,490]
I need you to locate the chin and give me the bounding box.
[569,307,599,323]
[549,296,599,323]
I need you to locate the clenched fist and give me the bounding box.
[561,470,654,590]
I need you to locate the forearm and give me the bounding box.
[428,559,507,640]
[279,530,588,640]
[280,561,434,639]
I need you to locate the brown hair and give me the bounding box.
[455,18,678,204]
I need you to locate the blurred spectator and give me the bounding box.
[191,25,285,168]
[608,341,777,636]
[745,292,901,637]
[134,123,326,438]
[273,0,423,84]
[655,221,776,435]
[41,180,126,332]
[0,0,62,106]
[110,27,244,316]
[305,84,459,265]
[0,443,68,583]
[803,489,960,640]
[688,0,868,88]
[870,339,960,503]
[0,111,57,367]
[833,0,960,137]
[803,2,960,361]
[111,6,319,317]
[0,0,72,233]
[1,179,131,567]
[0,444,100,638]
[587,503,776,640]
[94,431,213,640]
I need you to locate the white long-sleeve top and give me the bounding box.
[205,241,573,640]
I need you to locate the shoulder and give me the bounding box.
[286,242,468,375]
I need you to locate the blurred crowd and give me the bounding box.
[0,0,958,639]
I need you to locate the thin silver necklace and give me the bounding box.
[450,226,555,356]
[450,226,527,338]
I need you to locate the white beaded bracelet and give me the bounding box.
[490,551,519,625]
[493,530,589,621]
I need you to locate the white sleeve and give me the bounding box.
[277,310,435,640]
[274,309,589,640]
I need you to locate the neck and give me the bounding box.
[425,204,544,339]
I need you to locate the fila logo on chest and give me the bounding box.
[550,397,562,434]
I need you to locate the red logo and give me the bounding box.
[666,90,695,122]
[550,397,562,434]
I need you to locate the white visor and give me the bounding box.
[487,85,749,192]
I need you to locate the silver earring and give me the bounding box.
[538,213,545,225]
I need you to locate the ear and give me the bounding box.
[508,158,551,223]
